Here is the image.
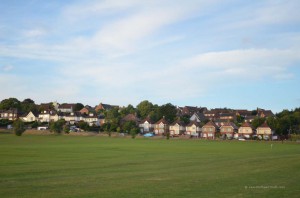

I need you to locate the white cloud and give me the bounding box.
[23,28,47,38]
[62,0,221,57]
[1,65,14,71]
[180,48,299,80]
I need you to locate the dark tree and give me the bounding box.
[122,121,137,133]
[74,103,84,112]
[180,114,191,125]
[137,100,154,119]
[50,119,65,134]
[251,117,266,129]
[77,120,89,131]
[0,98,21,110]
[21,98,38,113]
[13,119,26,136]
[159,103,177,123]
[120,104,136,117]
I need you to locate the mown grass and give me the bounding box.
[0,134,299,198]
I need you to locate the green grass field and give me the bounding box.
[0,134,299,198]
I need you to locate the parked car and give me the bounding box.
[238,137,246,141]
[144,133,154,137]
[37,126,48,130]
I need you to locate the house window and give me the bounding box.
[209,128,212,132]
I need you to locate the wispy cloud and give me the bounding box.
[23,28,47,38]
[1,65,14,71]
[179,48,299,80]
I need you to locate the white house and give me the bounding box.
[82,113,99,126]
[20,111,38,122]
[58,104,75,113]
[64,112,82,124]
[38,111,51,122]
[186,121,201,137]
[169,120,185,136]
[139,118,154,133]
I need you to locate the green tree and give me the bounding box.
[74,103,84,112]
[21,98,38,113]
[148,105,161,123]
[159,103,177,123]
[116,127,121,133]
[0,98,21,110]
[120,104,136,117]
[104,107,121,124]
[122,121,137,133]
[180,115,190,125]
[251,110,257,116]
[77,121,89,131]
[136,100,154,119]
[251,117,265,129]
[63,125,70,134]
[130,128,139,139]
[13,119,26,136]
[0,119,12,127]
[101,123,111,132]
[236,115,245,124]
[31,121,39,129]
[277,116,291,135]
[109,122,118,132]
[50,119,65,134]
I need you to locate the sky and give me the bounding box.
[0,0,299,112]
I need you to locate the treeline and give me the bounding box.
[1,98,300,135]
[0,98,84,113]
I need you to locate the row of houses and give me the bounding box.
[0,102,117,123]
[1,108,272,139]
[139,117,272,139]
[17,110,102,126]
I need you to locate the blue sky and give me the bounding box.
[0,0,299,112]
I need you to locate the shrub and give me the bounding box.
[50,119,65,134]
[63,125,70,134]
[130,128,139,139]
[290,134,300,141]
[13,119,25,136]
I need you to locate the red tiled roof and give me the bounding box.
[203,121,218,128]
[187,120,201,127]
[240,122,254,129]
[156,117,168,125]
[220,122,238,129]
[141,117,154,124]
[58,103,75,109]
[170,119,185,126]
